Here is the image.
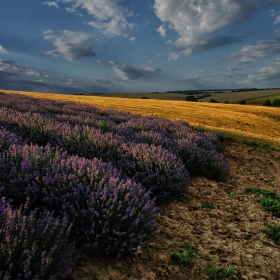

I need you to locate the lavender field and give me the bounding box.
[0,93,229,279]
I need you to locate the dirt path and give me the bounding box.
[72,142,280,280]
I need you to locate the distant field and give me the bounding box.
[89,89,280,104]
[1,89,280,146]
[245,94,280,105]
[199,89,280,103]
[97,92,191,101]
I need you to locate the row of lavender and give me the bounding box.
[0,93,229,279]
[0,93,229,180]
[0,129,159,279]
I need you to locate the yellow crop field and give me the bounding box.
[1,89,280,146]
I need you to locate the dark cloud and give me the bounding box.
[110,61,161,80]
[195,36,242,52]
[44,30,96,61]
[0,70,82,94]
[264,0,280,8]
[0,60,15,65]
[176,76,217,89]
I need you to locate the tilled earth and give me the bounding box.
[72,142,280,280]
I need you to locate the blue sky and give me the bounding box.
[1,0,280,93]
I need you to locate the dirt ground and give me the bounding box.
[72,141,280,280]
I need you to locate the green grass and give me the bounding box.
[205,255,240,280]
[201,203,217,209]
[261,224,280,245]
[169,244,242,279]
[169,242,199,266]
[246,94,280,104]
[246,188,280,217]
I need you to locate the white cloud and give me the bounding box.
[270,8,280,24]
[176,75,218,89]
[43,30,96,61]
[153,0,270,55]
[274,15,280,24]
[43,1,59,8]
[88,18,134,37]
[0,58,49,78]
[229,38,280,63]
[157,25,166,37]
[238,59,280,86]
[110,61,161,80]
[168,52,179,60]
[62,0,134,36]
[0,45,8,54]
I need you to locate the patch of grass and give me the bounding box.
[178,192,192,204]
[169,242,199,266]
[259,149,269,154]
[201,203,217,209]
[169,245,242,279]
[256,196,280,217]
[244,233,252,240]
[179,197,191,204]
[246,188,280,200]
[219,183,234,196]
[261,224,280,245]
[205,255,240,280]
[265,180,276,187]
[246,188,280,217]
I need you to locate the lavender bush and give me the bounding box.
[81,179,159,256]
[0,197,75,280]
[0,142,159,257]
[0,92,231,276]
[0,92,229,184]
[117,143,190,199]
[0,127,23,151]
[0,143,58,206]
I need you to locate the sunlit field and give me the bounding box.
[1,89,280,146]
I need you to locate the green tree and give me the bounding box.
[186,96,197,102]
[263,99,271,106]
[209,99,219,103]
[272,99,280,107]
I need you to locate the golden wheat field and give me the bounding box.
[1,89,280,147]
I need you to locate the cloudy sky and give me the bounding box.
[1,0,280,93]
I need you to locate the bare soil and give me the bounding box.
[72,141,280,280]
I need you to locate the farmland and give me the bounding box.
[0,90,280,279]
[86,89,280,104]
[246,94,280,106]
[197,89,280,103]
[1,89,280,146]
